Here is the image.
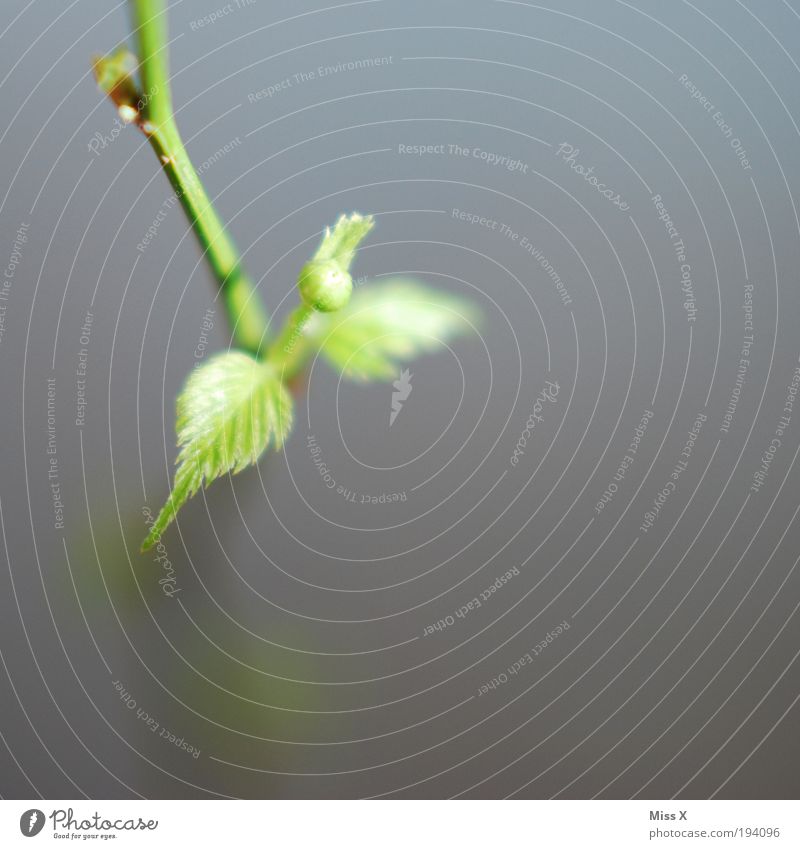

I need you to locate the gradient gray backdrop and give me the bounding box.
[0,0,799,799]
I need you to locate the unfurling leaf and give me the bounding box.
[313,213,374,269]
[142,351,293,550]
[314,280,479,380]
[298,214,374,312]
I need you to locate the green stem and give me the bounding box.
[130,0,269,355]
[268,304,319,378]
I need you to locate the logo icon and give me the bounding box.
[19,809,45,837]
[389,368,413,426]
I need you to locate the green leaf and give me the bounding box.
[142,351,292,550]
[312,213,374,270]
[314,280,479,380]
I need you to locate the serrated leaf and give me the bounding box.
[314,280,479,380]
[142,351,292,550]
[312,213,374,269]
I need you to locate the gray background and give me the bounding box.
[0,0,799,799]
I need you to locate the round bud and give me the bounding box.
[298,260,352,312]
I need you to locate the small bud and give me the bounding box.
[298,259,352,312]
[92,47,143,121]
[118,104,139,124]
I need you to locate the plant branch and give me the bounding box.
[267,304,319,378]
[129,0,269,355]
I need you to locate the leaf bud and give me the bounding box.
[298,259,352,312]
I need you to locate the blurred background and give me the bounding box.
[0,0,799,798]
